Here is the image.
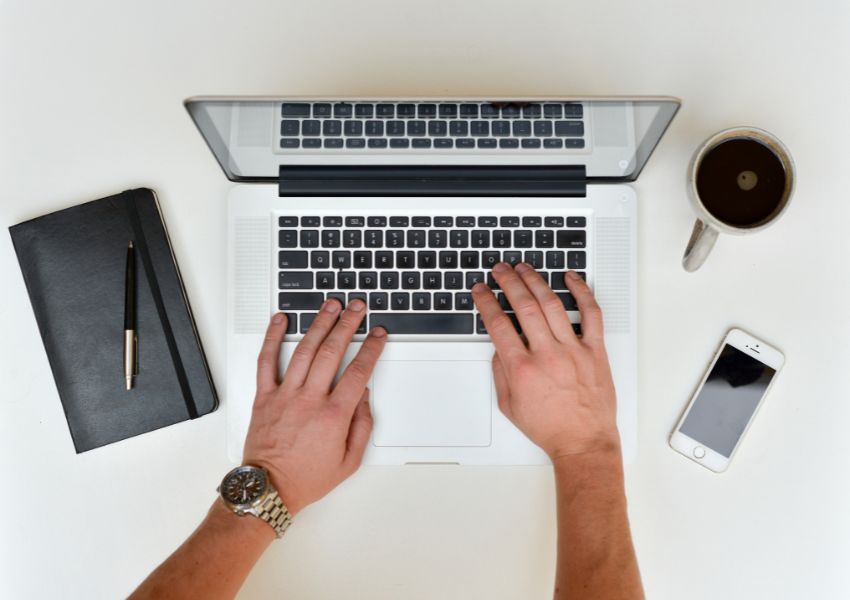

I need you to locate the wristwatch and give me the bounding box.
[218,465,293,538]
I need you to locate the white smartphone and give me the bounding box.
[669,328,784,472]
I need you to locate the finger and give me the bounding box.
[490,263,554,348]
[305,299,369,392]
[256,312,289,394]
[283,298,342,388]
[514,263,576,344]
[333,327,388,411]
[565,271,604,345]
[343,390,373,473]
[492,352,515,423]
[472,282,527,361]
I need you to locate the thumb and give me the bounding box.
[492,352,515,423]
[344,389,373,473]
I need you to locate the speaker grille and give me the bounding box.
[595,217,631,334]
[233,217,270,334]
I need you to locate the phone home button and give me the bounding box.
[693,446,706,459]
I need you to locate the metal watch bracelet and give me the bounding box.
[258,491,293,538]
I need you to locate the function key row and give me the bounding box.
[279,216,586,228]
[280,137,584,150]
[282,102,583,120]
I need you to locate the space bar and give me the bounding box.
[370,313,473,334]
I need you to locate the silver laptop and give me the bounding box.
[186,96,679,465]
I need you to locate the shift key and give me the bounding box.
[279,292,324,310]
[278,272,313,289]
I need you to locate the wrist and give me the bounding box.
[207,500,276,546]
[551,443,625,500]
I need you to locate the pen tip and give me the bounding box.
[128,241,134,248]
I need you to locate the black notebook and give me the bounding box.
[9,188,218,452]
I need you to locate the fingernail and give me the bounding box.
[349,299,366,312]
[323,299,341,313]
[493,262,510,273]
[514,262,531,273]
[566,270,581,281]
[272,312,285,324]
[471,282,488,294]
[371,326,387,338]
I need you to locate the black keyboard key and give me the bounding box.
[557,230,586,248]
[493,230,511,247]
[434,292,452,310]
[482,251,500,268]
[364,230,383,248]
[390,138,410,148]
[477,138,497,148]
[478,216,498,227]
[428,230,447,248]
[551,273,568,290]
[503,251,522,266]
[345,216,365,227]
[460,104,479,117]
[367,216,387,227]
[279,216,298,227]
[281,103,310,117]
[543,103,562,118]
[438,104,458,118]
[535,230,554,247]
[279,229,298,248]
[522,216,542,227]
[279,292,324,310]
[444,272,463,289]
[428,121,447,136]
[481,104,499,118]
[313,103,332,117]
[514,230,533,248]
[324,139,344,149]
[397,251,415,269]
[370,313,473,334]
[417,251,436,269]
[321,230,340,247]
[499,139,519,148]
[470,121,489,136]
[407,229,426,248]
[522,105,542,118]
[565,139,585,149]
[568,251,586,269]
[472,230,490,247]
[323,120,342,136]
[370,292,389,310]
[280,139,299,149]
[435,138,453,148]
[396,104,415,117]
[524,251,543,269]
[450,230,468,248]
[476,313,520,335]
[407,121,426,136]
[386,121,405,136]
[279,271,313,289]
[279,250,307,268]
[354,251,372,269]
[533,121,553,136]
[418,104,437,118]
[522,139,542,149]
[455,292,474,310]
[381,272,400,289]
[413,293,431,310]
[412,139,432,148]
[402,272,420,289]
[543,138,563,149]
[423,272,441,289]
[544,216,564,227]
[449,121,468,136]
[457,216,476,227]
[391,292,410,310]
[491,121,510,136]
[327,292,346,307]
[439,251,458,268]
[375,251,394,269]
[301,216,320,227]
[389,216,409,227]
[460,251,479,269]
[316,271,335,289]
[555,292,578,310]
[344,120,363,136]
[355,104,374,118]
[334,103,353,117]
[564,104,583,118]
[300,313,317,333]
[338,272,357,289]
[555,121,584,137]
[376,104,395,117]
[501,105,520,118]
[435,216,453,227]
[300,230,319,248]
[323,216,343,227]
[332,251,351,269]
[567,216,587,227]
[465,271,485,289]
[500,216,519,227]
[386,230,404,247]
[412,216,432,227]
[513,121,531,136]
[456,139,475,148]
[486,273,500,290]
[368,139,388,148]
[359,271,378,289]
[281,120,299,136]
[345,138,365,149]
[546,251,565,269]
[365,120,384,136]
[301,120,320,136]
[282,313,297,334]
[311,251,330,269]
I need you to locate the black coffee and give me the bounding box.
[696,138,787,227]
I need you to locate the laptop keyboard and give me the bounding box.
[279,101,585,151]
[276,213,589,336]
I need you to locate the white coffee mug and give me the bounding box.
[682,127,795,272]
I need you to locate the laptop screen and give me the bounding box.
[185,97,679,183]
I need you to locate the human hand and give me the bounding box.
[472,264,620,461]
[242,299,387,515]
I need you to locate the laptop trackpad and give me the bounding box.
[371,360,492,447]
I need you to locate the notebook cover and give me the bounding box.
[9,188,218,452]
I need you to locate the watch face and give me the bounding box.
[221,467,268,506]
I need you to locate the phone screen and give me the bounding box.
[679,344,776,457]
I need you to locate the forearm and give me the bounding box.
[552,446,644,600]
[130,501,274,600]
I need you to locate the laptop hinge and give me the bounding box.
[277,165,587,197]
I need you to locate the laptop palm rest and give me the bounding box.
[371,359,492,447]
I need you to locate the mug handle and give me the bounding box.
[682,219,719,272]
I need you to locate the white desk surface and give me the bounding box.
[2,1,849,598]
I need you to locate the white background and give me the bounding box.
[2,1,849,598]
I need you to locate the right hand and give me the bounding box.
[471,263,620,461]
